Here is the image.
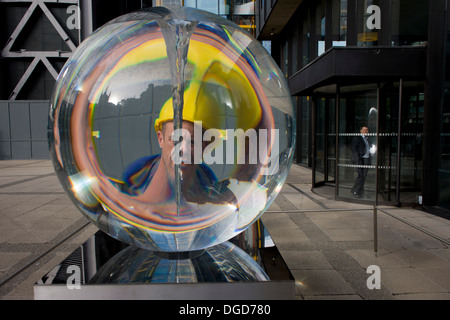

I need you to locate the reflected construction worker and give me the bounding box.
[121,40,266,210]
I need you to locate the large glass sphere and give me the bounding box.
[49,6,295,252]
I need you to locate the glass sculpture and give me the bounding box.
[49,6,295,252]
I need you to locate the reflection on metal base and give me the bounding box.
[153,249,206,260]
[34,221,295,300]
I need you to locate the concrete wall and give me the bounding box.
[0,100,50,159]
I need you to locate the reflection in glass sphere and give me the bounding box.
[49,6,295,251]
[90,241,269,283]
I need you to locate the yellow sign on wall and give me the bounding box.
[358,32,379,42]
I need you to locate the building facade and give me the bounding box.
[256,0,450,212]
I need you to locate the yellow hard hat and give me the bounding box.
[154,39,262,133]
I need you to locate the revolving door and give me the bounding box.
[312,96,336,187]
[312,81,424,206]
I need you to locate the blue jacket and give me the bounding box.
[122,155,219,196]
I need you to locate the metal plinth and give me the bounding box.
[34,221,295,300]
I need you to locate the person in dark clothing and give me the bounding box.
[351,126,371,198]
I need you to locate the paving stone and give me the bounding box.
[1,160,450,300]
[381,268,447,294]
[292,270,356,296]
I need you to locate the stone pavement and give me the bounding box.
[0,160,450,300]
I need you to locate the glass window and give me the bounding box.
[377,82,400,204]
[316,0,326,56]
[377,81,423,205]
[328,97,336,183]
[398,82,423,204]
[440,13,450,209]
[282,40,289,77]
[391,0,428,46]
[301,9,311,67]
[337,82,424,204]
[295,97,311,166]
[338,85,378,201]
[153,0,183,5]
[312,95,337,185]
[262,40,271,54]
[184,0,230,16]
[441,84,450,209]
[332,0,347,47]
[197,0,219,14]
[357,0,380,47]
[232,1,254,35]
[315,97,326,184]
[290,21,299,75]
[219,0,228,15]
[340,0,348,42]
[301,97,311,166]
[185,1,232,21]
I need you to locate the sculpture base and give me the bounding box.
[34,221,294,300]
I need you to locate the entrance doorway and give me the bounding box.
[313,96,336,187]
[337,86,378,201]
[311,82,424,206]
[377,82,423,205]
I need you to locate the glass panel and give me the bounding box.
[301,9,311,67]
[219,0,229,15]
[440,84,450,209]
[391,0,428,46]
[377,82,400,203]
[262,41,271,54]
[340,0,348,42]
[327,98,336,183]
[316,0,326,56]
[300,97,310,165]
[399,82,423,204]
[184,0,196,7]
[282,40,289,77]
[439,9,450,209]
[314,97,326,184]
[290,22,299,75]
[232,0,255,36]
[197,0,219,14]
[332,0,347,47]
[338,86,378,200]
[357,0,380,47]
